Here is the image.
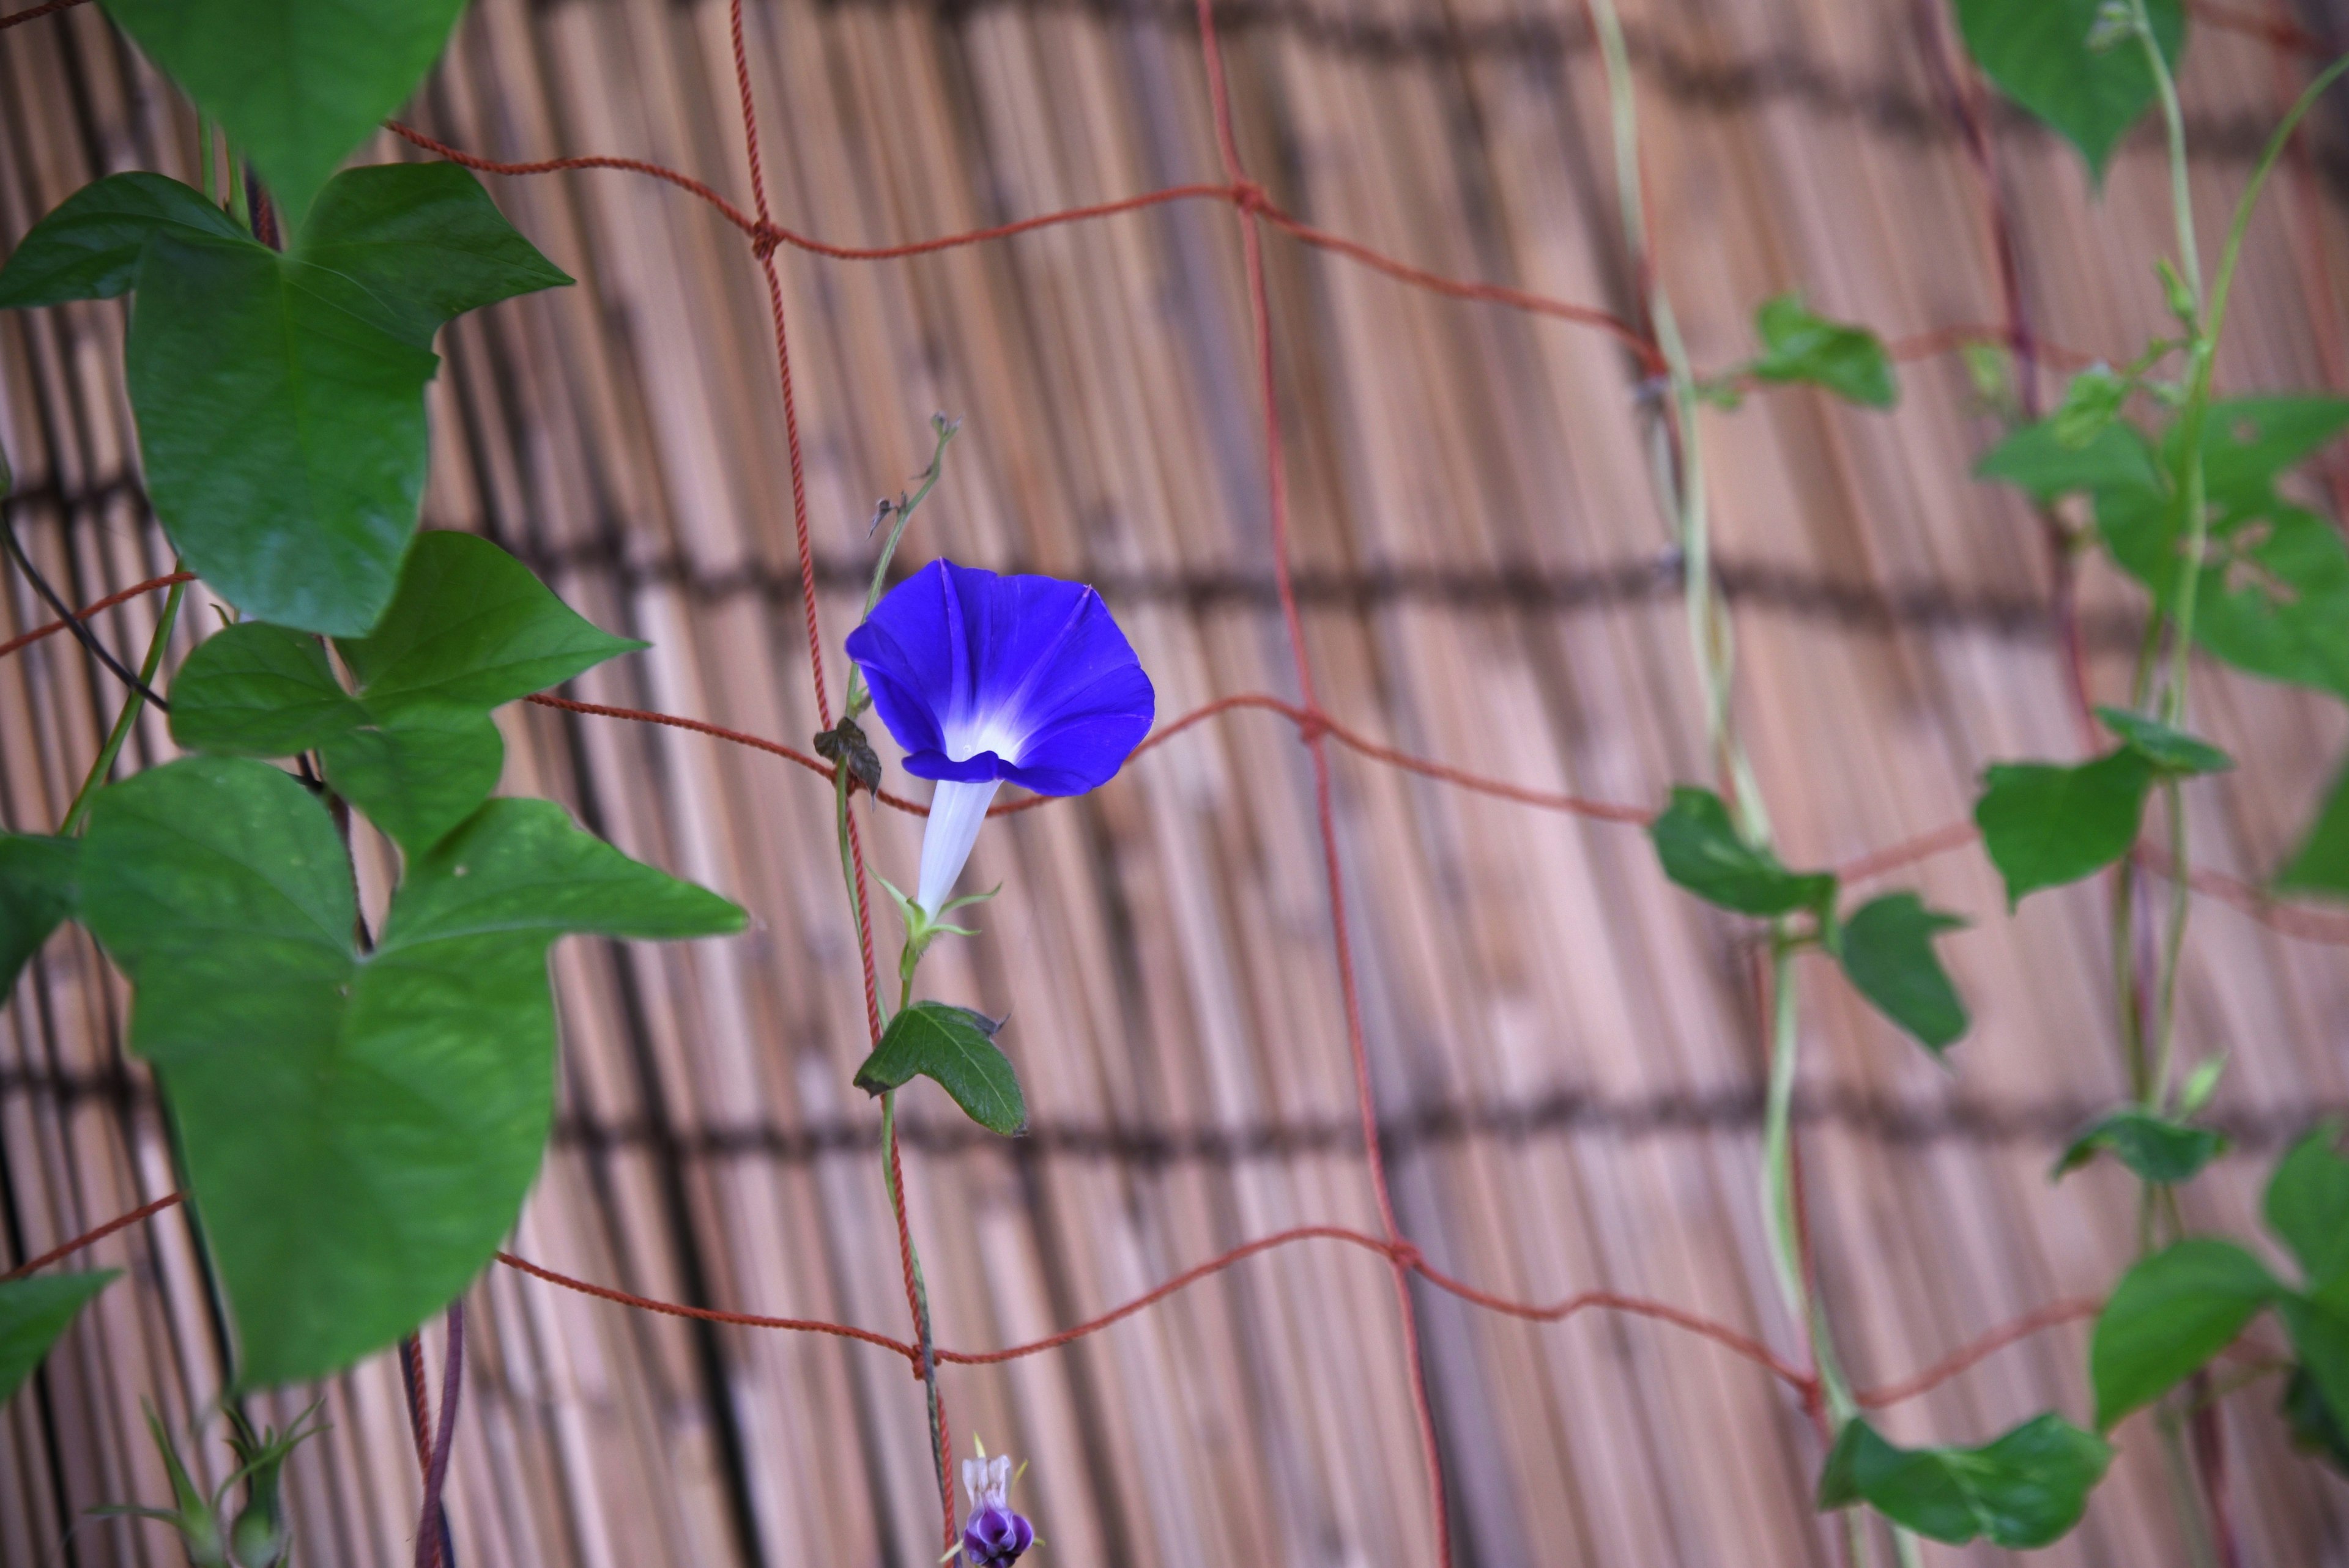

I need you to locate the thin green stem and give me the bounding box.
[2129,54,2349,1139]
[878,1089,948,1506]
[2132,0,2202,309]
[61,579,183,836]
[1588,0,1647,275]
[845,417,959,720]
[2205,54,2349,355]
[1764,940,1856,1424]
[1764,936,1872,1568]
[1587,9,1872,1557]
[832,421,963,1528]
[833,764,869,1002]
[2154,1399,2224,1568]
[2148,777,2191,1112]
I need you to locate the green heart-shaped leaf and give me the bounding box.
[0,172,243,308]
[298,162,573,348]
[1953,0,2185,182]
[2266,1125,2349,1289]
[1817,1412,2111,1548]
[128,232,436,637]
[1835,892,1969,1053]
[319,706,507,855]
[2094,708,2232,777]
[2091,1237,2280,1429]
[1975,749,2155,908]
[171,533,639,852]
[1649,786,1837,919]
[2283,1364,2349,1473]
[76,759,741,1386]
[2276,1290,2349,1441]
[6,166,568,638]
[166,624,368,756]
[2096,399,2349,702]
[855,1001,1028,1136]
[1977,415,2162,501]
[1748,295,1896,409]
[2054,1106,2229,1184]
[98,0,472,229]
[336,530,641,709]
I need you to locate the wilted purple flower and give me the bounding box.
[958,1451,1034,1567]
[845,560,1154,916]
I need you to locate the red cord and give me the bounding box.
[9,1189,2106,1414]
[1187,0,1457,1559]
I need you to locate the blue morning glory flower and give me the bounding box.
[845,560,1154,916]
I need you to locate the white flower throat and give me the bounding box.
[916,702,1027,916]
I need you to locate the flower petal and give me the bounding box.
[902,748,1006,784]
[997,660,1154,794]
[846,560,1154,797]
[845,621,951,761]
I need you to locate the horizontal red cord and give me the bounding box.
[4,1188,2110,1411]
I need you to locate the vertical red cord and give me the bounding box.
[725,0,956,1545]
[1189,6,1454,1562]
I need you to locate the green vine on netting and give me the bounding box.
[1641,0,2349,1558]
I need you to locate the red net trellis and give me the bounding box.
[2,0,2347,1559]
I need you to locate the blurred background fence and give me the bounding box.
[5,0,2349,1561]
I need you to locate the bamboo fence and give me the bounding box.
[3,0,2349,1562]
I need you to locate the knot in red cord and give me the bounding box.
[1387,1239,1425,1273]
[1294,706,1332,744]
[1229,179,1272,215]
[750,223,784,259]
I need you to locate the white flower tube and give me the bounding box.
[917,778,1002,916]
